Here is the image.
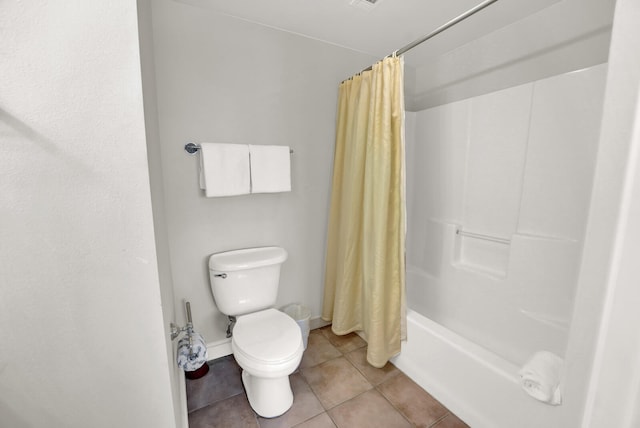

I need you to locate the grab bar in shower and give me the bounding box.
[456,229,511,245]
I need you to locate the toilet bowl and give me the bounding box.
[208,247,304,418]
[232,308,304,417]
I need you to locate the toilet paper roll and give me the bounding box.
[177,332,208,372]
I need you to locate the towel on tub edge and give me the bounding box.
[519,350,563,405]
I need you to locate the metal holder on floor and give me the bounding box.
[170,301,195,350]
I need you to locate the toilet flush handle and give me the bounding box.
[214,273,227,279]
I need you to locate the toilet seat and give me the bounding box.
[232,308,303,368]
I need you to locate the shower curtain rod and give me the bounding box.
[355,0,499,75]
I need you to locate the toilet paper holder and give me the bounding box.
[170,301,195,342]
[173,301,210,379]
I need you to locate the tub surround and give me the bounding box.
[405,64,607,367]
[400,64,608,427]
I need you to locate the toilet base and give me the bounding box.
[241,369,293,418]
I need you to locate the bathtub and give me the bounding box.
[391,310,564,428]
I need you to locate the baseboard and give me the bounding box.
[207,337,233,360]
[310,316,331,330]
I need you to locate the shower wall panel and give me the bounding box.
[518,67,607,240]
[405,64,607,365]
[463,84,531,238]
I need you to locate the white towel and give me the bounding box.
[176,332,208,372]
[199,143,250,197]
[249,144,291,193]
[518,351,563,405]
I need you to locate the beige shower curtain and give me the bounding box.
[322,56,406,368]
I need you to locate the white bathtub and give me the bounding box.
[391,310,563,428]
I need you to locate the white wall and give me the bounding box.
[137,0,187,426]
[408,0,615,110]
[405,64,607,365]
[149,0,378,345]
[0,2,176,427]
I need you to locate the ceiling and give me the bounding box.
[175,0,561,67]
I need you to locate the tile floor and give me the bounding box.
[187,326,469,428]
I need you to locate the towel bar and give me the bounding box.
[184,142,294,155]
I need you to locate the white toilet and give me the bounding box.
[208,246,304,418]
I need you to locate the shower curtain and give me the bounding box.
[322,55,406,368]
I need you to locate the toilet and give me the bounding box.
[208,246,304,418]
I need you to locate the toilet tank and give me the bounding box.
[208,246,288,316]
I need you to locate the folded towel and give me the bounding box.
[177,332,208,372]
[249,144,291,193]
[518,351,563,405]
[199,143,250,197]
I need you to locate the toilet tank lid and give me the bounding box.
[209,247,288,271]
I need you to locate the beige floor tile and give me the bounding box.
[377,372,448,428]
[344,347,400,385]
[186,356,244,412]
[318,326,367,354]
[299,331,342,369]
[188,355,469,428]
[301,357,373,409]
[258,374,325,428]
[188,394,258,428]
[432,413,470,428]
[328,389,411,428]
[293,412,337,428]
